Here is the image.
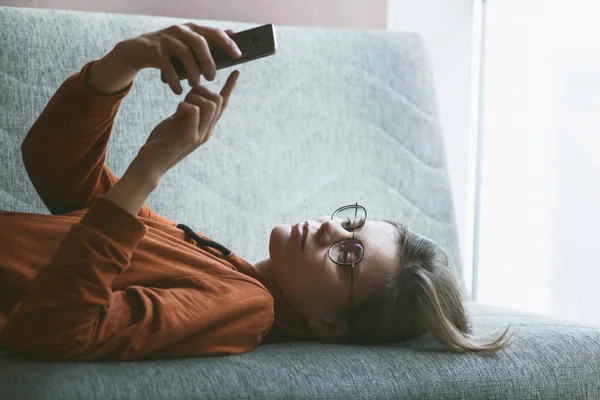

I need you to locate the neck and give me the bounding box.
[252,258,274,279]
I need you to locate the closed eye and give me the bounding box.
[340,251,352,263]
[341,218,353,230]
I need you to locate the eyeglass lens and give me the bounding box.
[330,205,366,264]
[333,206,366,231]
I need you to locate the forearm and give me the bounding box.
[84,43,139,96]
[102,157,160,216]
[20,59,134,215]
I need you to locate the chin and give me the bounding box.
[269,225,289,258]
[271,224,292,242]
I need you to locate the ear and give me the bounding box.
[308,315,348,340]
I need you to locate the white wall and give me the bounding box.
[0,0,387,29]
[387,0,474,287]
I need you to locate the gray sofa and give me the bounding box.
[1,6,599,400]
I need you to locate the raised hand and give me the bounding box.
[136,70,240,182]
[86,24,239,95]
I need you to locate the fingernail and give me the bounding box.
[233,47,242,57]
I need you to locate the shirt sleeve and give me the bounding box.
[20,60,169,224]
[0,196,273,361]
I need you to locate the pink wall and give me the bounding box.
[1,0,387,29]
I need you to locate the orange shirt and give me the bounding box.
[0,61,315,361]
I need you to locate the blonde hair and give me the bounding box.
[346,221,516,353]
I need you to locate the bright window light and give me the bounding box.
[476,0,600,327]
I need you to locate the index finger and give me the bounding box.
[217,70,240,119]
[185,24,242,59]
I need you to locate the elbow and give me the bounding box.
[1,307,93,361]
[2,315,50,360]
[20,135,38,174]
[20,130,34,157]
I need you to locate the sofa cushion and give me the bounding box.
[1,303,598,400]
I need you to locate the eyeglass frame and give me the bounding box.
[327,202,367,311]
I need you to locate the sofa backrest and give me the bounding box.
[0,6,467,297]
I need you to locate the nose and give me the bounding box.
[319,219,353,244]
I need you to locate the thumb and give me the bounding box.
[173,102,200,126]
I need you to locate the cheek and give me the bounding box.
[285,258,336,313]
[268,234,329,313]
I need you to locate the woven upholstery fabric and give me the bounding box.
[1,303,599,399]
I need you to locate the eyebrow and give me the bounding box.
[354,224,371,275]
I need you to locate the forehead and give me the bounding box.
[349,220,399,304]
[356,220,398,264]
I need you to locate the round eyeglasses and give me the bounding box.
[327,203,367,308]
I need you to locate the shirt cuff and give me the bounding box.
[79,195,148,250]
[75,60,134,110]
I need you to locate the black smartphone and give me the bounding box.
[162,24,277,82]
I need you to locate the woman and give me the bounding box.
[0,23,512,361]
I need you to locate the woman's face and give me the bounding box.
[267,215,399,324]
